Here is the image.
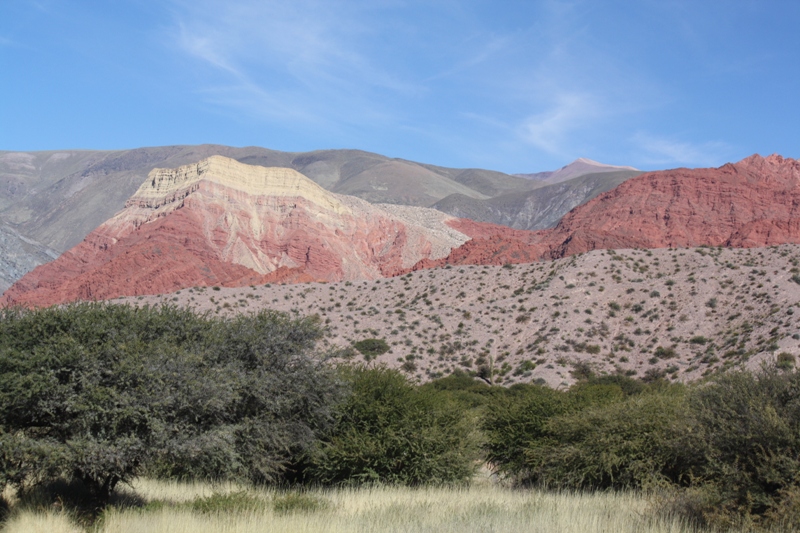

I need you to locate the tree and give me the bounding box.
[0,303,341,505]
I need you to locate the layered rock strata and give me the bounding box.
[2,156,476,306]
[406,154,800,270]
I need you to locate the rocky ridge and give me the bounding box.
[1,156,486,306]
[5,153,800,309]
[0,146,631,288]
[419,154,800,270]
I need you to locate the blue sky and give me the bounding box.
[1,0,798,173]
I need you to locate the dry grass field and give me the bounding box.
[1,480,712,533]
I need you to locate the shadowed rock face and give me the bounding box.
[2,156,487,307]
[0,224,58,293]
[5,154,800,307]
[433,169,642,231]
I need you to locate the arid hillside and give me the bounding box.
[0,146,633,287]
[414,154,800,269]
[123,244,800,388]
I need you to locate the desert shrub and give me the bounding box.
[0,303,341,504]
[421,370,500,409]
[583,374,646,396]
[568,383,627,407]
[152,310,342,485]
[190,491,265,514]
[308,366,480,485]
[777,352,796,370]
[654,346,677,359]
[272,491,329,514]
[481,384,571,480]
[526,385,697,490]
[352,338,390,362]
[682,367,800,526]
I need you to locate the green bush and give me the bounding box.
[777,352,796,370]
[526,385,697,490]
[308,366,480,485]
[190,491,265,514]
[683,367,800,525]
[481,384,571,480]
[0,303,341,504]
[272,492,329,514]
[352,338,390,362]
[421,370,501,409]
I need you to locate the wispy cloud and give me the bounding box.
[519,92,601,156]
[166,0,422,130]
[632,132,731,168]
[491,1,665,160]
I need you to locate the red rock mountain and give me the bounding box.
[4,153,800,307]
[406,154,800,270]
[2,156,493,307]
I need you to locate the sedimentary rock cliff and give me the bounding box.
[544,154,800,257]
[408,154,800,269]
[1,156,476,306]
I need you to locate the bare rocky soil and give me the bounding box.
[124,245,800,388]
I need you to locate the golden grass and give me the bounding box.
[1,511,83,533]
[3,480,703,533]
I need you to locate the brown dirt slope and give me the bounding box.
[123,244,800,388]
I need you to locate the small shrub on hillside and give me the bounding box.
[353,338,390,362]
[654,346,677,359]
[777,352,796,370]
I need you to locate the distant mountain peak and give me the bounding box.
[515,158,638,184]
[572,157,637,170]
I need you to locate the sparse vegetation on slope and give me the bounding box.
[131,244,800,387]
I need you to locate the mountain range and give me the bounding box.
[4,153,800,308]
[3,148,800,385]
[0,146,633,291]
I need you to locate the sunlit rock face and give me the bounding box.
[2,156,477,306]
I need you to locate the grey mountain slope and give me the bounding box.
[0,145,546,288]
[0,145,532,253]
[0,223,58,293]
[515,158,638,186]
[0,144,641,291]
[415,162,539,198]
[434,169,642,230]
